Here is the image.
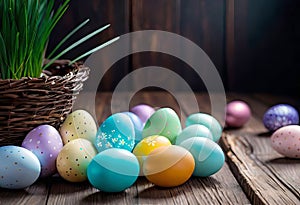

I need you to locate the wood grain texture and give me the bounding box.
[0,180,49,205]
[221,93,300,205]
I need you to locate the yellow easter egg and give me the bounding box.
[56,138,97,182]
[133,135,171,174]
[60,110,97,144]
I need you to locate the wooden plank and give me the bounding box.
[221,93,300,205]
[0,180,49,205]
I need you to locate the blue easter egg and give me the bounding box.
[186,113,222,142]
[122,112,143,144]
[87,148,140,192]
[175,124,214,145]
[95,113,135,152]
[263,104,299,132]
[180,137,225,177]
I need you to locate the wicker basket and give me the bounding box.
[0,61,90,146]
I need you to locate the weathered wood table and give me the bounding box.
[1,92,299,205]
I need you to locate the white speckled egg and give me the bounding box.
[22,125,63,178]
[271,125,300,158]
[60,110,97,144]
[0,146,41,189]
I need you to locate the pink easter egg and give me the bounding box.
[226,101,251,128]
[271,125,300,158]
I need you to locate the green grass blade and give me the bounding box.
[44,24,110,69]
[69,36,120,65]
[47,19,90,59]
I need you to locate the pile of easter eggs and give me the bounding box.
[0,105,225,191]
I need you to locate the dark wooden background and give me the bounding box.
[47,0,300,94]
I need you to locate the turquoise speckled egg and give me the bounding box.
[95,113,135,153]
[186,113,222,142]
[175,124,214,145]
[142,108,182,144]
[87,148,139,192]
[180,137,225,177]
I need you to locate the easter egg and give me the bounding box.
[87,148,139,192]
[123,112,143,144]
[133,135,171,174]
[143,145,195,187]
[60,110,97,144]
[22,125,63,178]
[226,101,251,128]
[130,104,155,125]
[186,113,222,142]
[95,113,135,153]
[263,104,299,132]
[56,138,97,182]
[271,125,300,158]
[180,137,225,177]
[142,108,182,144]
[0,146,41,189]
[175,124,214,145]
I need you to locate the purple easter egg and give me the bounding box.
[130,104,155,125]
[263,104,299,132]
[226,100,251,127]
[22,125,63,178]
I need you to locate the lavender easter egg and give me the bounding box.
[130,104,155,125]
[226,101,251,128]
[263,104,299,132]
[95,113,135,153]
[271,125,300,158]
[22,125,63,178]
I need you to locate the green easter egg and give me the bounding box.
[142,108,182,144]
[186,113,222,142]
[175,124,214,145]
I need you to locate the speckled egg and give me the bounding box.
[271,125,300,158]
[130,104,155,126]
[133,135,171,174]
[22,125,63,178]
[95,113,135,153]
[60,110,97,144]
[175,124,214,145]
[186,113,222,142]
[142,108,182,144]
[56,138,97,182]
[123,112,143,144]
[180,137,225,177]
[226,100,251,128]
[143,145,195,187]
[263,104,299,132]
[0,146,41,189]
[87,148,140,192]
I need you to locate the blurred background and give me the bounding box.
[48,0,300,94]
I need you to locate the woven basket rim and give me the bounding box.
[0,62,89,83]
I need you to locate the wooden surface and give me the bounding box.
[1,92,300,205]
